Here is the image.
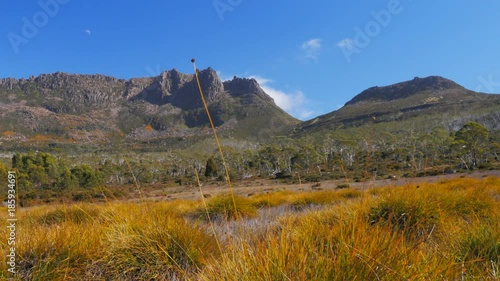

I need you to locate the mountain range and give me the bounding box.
[0,68,297,150]
[1,69,499,151]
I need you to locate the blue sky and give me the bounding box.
[2,0,500,120]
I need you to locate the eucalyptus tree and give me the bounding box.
[454,122,489,168]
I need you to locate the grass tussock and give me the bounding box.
[102,206,219,280]
[251,188,362,209]
[367,189,440,238]
[0,177,498,280]
[0,202,219,280]
[34,204,101,225]
[200,177,500,280]
[191,194,258,221]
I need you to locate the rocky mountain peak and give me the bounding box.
[196,67,224,100]
[0,66,298,144]
[223,76,273,103]
[345,76,464,106]
[224,77,259,93]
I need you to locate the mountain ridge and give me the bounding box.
[0,68,298,149]
[344,76,465,106]
[298,75,500,136]
[1,70,499,151]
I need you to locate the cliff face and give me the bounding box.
[126,68,226,109]
[0,68,298,146]
[0,72,125,113]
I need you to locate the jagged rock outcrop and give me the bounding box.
[223,77,275,106]
[0,68,298,146]
[126,68,226,109]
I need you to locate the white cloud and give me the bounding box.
[250,75,314,120]
[301,38,322,61]
[216,70,235,82]
[215,70,315,120]
[336,38,355,50]
[85,29,91,36]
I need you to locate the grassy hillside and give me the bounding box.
[298,76,500,136]
[1,177,498,280]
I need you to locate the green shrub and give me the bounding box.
[336,183,351,189]
[71,165,102,188]
[72,191,93,202]
[304,175,321,182]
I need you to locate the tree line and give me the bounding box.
[1,121,498,204]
